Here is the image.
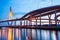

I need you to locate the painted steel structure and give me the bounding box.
[0,5,60,29]
[0,5,60,40]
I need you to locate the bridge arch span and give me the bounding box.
[21,5,60,21]
[0,5,60,28]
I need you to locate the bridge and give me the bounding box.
[0,5,60,40]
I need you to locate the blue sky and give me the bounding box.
[0,0,60,20]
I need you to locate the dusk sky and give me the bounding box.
[0,0,60,20]
[0,0,60,40]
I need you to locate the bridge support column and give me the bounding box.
[26,20,28,26]
[39,13,41,26]
[20,20,22,26]
[48,15,51,25]
[35,17,38,26]
[55,11,57,25]
[14,21,16,26]
[24,20,25,26]
[8,22,9,25]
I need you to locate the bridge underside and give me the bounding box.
[0,24,60,30]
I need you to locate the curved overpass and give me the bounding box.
[21,5,60,20]
[0,5,60,30]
